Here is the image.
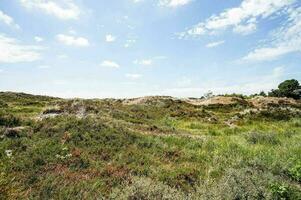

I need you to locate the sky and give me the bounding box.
[0,0,300,98]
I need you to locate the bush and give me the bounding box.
[193,168,271,199]
[109,176,186,200]
[0,112,21,127]
[246,132,280,145]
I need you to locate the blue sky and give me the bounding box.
[0,0,300,98]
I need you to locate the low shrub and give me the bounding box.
[0,112,21,127]
[109,176,186,200]
[193,168,271,199]
[246,132,280,145]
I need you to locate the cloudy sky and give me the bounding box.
[0,0,300,98]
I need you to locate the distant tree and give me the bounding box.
[259,91,267,97]
[269,79,300,99]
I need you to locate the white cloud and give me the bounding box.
[105,34,116,42]
[233,23,257,35]
[125,73,142,80]
[56,34,89,47]
[243,6,301,61]
[0,10,20,29]
[159,0,192,8]
[133,59,152,66]
[20,0,81,20]
[100,60,120,68]
[0,34,42,63]
[206,40,225,48]
[181,0,294,37]
[34,36,44,42]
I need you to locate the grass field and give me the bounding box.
[0,92,301,199]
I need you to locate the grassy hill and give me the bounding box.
[1,92,301,199]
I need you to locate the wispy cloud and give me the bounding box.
[242,6,301,62]
[56,34,89,47]
[124,39,136,48]
[100,60,120,68]
[20,0,81,20]
[34,36,44,42]
[180,0,294,38]
[159,0,192,8]
[0,34,42,63]
[206,40,225,48]
[0,10,20,29]
[133,59,152,66]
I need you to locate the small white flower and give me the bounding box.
[5,150,12,158]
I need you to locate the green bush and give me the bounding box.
[246,132,280,145]
[0,112,21,127]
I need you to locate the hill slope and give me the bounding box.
[1,92,301,199]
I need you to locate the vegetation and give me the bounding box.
[269,79,301,99]
[0,91,301,199]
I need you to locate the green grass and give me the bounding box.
[0,92,300,199]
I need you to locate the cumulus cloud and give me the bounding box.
[105,34,116,42]
[0,10,20,29]
[125,73,142,80]
[180,0,294,37]
[56,34,89,47]
[206,40,225,48]
[100,60,120,68]
[159,0,192,8]
[20,0,81,20]
[0,34,42,63]
[242,6,301,62]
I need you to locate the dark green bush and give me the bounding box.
[0,112,21,127]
